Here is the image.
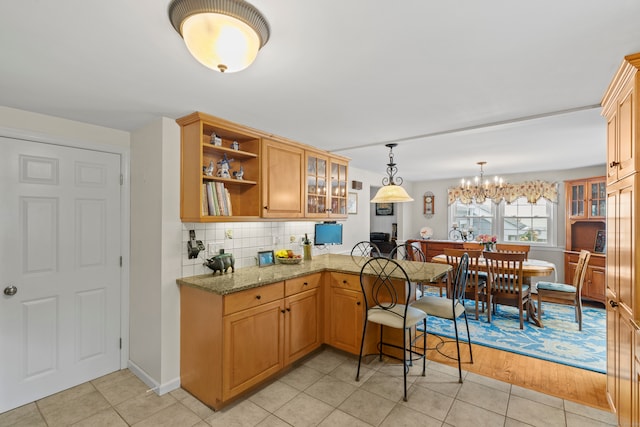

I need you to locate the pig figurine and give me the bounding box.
[204,253,235,274]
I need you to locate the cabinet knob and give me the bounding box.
[286,308,291,312]
[342,280,347,284]
[609,300,619,308]
[609,161,620,168]
[281,309,286,314]
[256,295,261,300]
[263,206,268,210]
[303,282,308,286]
[356,301,361,306]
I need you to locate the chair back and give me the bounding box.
[462,242,483,250]
[351,241,381,258]
[573,250,592,294]
[495,243,530,260]
[449,252,471,304]
[444,248,482,291]
[359,257,412,321]
[390,242,426,262]
[483,251,526,295]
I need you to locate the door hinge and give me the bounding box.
[120,174,123,185]
[119,256,122,267]
[119,338,122,349]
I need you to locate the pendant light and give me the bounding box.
[370,143,414,203]
[168,0,270,73]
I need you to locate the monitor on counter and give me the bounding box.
[314,222,343,246]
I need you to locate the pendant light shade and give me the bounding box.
[169,0,270,73]
[370,143,414,203]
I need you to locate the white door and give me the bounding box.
[0,137,122,412]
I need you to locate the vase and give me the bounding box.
[483,242,494,251]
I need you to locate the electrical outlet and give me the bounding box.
[289,235,297,243]
[207,243,216,256]
[225,229,233,239]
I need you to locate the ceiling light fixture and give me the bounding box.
[168,0,270,73]
[370,143,414,204]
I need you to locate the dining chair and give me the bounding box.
[444,248,486,320]
[411,252,473,382]
[351,241,381,258]
[483,251,530,329]
[536,249,591,331]
[495,243,531,260]
[389,242,426,262]
[356,257,427,401]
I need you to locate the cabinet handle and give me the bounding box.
[286,308,291,312]
[356,301,361,306]
[609,161,620,168]
[263,206,268,210]
[303,282,308,286]
[256,295,261,300]
[281,309,286,314]
[609,300,619,308]
[342,280,347,284]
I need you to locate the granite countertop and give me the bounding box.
[176,253,451,295]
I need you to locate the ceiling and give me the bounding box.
[2,1,640,182]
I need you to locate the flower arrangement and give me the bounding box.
[477,234,497,243]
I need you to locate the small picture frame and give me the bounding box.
[375,202,394,216]
[258,250,275,267]
[594,229,606,253]
[348,192,358,214]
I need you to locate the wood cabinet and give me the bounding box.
[177,112,261,222]
[564,251,605,304]
[177,112,348,222]
[602,52,640,426]
[327,272,365,354]
[261,138,305,218]
[180,274,322,409]
[305,151,349,218]
[563,177,606,304]
[283,273,323,365]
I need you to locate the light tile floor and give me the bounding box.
[0,347,617,427]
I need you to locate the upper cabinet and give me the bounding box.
[305,151,349,218]
[602,54,639,184]
[261,138,305,218]
[566,177,606,220]
[177,112,348,222]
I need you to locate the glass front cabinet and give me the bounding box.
[567,177,606,220]
[306,151,348,218]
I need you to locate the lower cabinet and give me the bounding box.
[180,274,322,409]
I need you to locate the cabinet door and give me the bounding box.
[586,265,606,304]
[588,180,607,218]
[568,182,586,219]
[284,288,321,365]
[616,81,636,182]
[328,158,348,218]
[223,300,284,400]
[305,152,329,217]
[329,287,364,355]
[261,138,305,218]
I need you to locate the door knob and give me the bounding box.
[4,285,17,296]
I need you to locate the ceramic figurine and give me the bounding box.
[211,133,222,146]
[204,160,215,176]
[233,165,244,180]
[204,253,235,274]
[216,153,234,179]
[231,140,239,150]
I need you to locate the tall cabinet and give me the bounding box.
[601,52,640,427]
[563,177,606,304]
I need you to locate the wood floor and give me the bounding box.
[423,335,611,412]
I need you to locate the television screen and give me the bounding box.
[314,223,343,246]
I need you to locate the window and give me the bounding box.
[449,197,555,246]
[503,197,552,243]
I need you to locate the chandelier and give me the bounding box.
[457,161,505,203]
[370,143,414,203]
[168,0,270,73]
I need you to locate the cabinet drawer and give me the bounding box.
[330,272,361,291]
[285,273,322,296]
[224,282,284,315]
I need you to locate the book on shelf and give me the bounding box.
[210,182,220,216]
[202,181,234,216]
[225,187,233,216]
[205,182,215,216]
[202,184,208,216]
[215,182,226,215]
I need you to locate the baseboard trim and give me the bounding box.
[127,360,181,396]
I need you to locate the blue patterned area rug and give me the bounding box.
[422,296,606,374]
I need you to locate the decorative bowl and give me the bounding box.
[276,257,302,265]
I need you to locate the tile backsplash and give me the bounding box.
[181,221,347,277]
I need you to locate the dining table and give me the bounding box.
[430,253,557,327]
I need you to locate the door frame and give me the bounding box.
[0,125,131,370]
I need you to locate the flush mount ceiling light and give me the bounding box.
[168,0,270,73]
[370,143,414,203]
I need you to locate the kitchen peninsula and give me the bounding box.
[177,253,450,409]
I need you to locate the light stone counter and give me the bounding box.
[176,253,451,295]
